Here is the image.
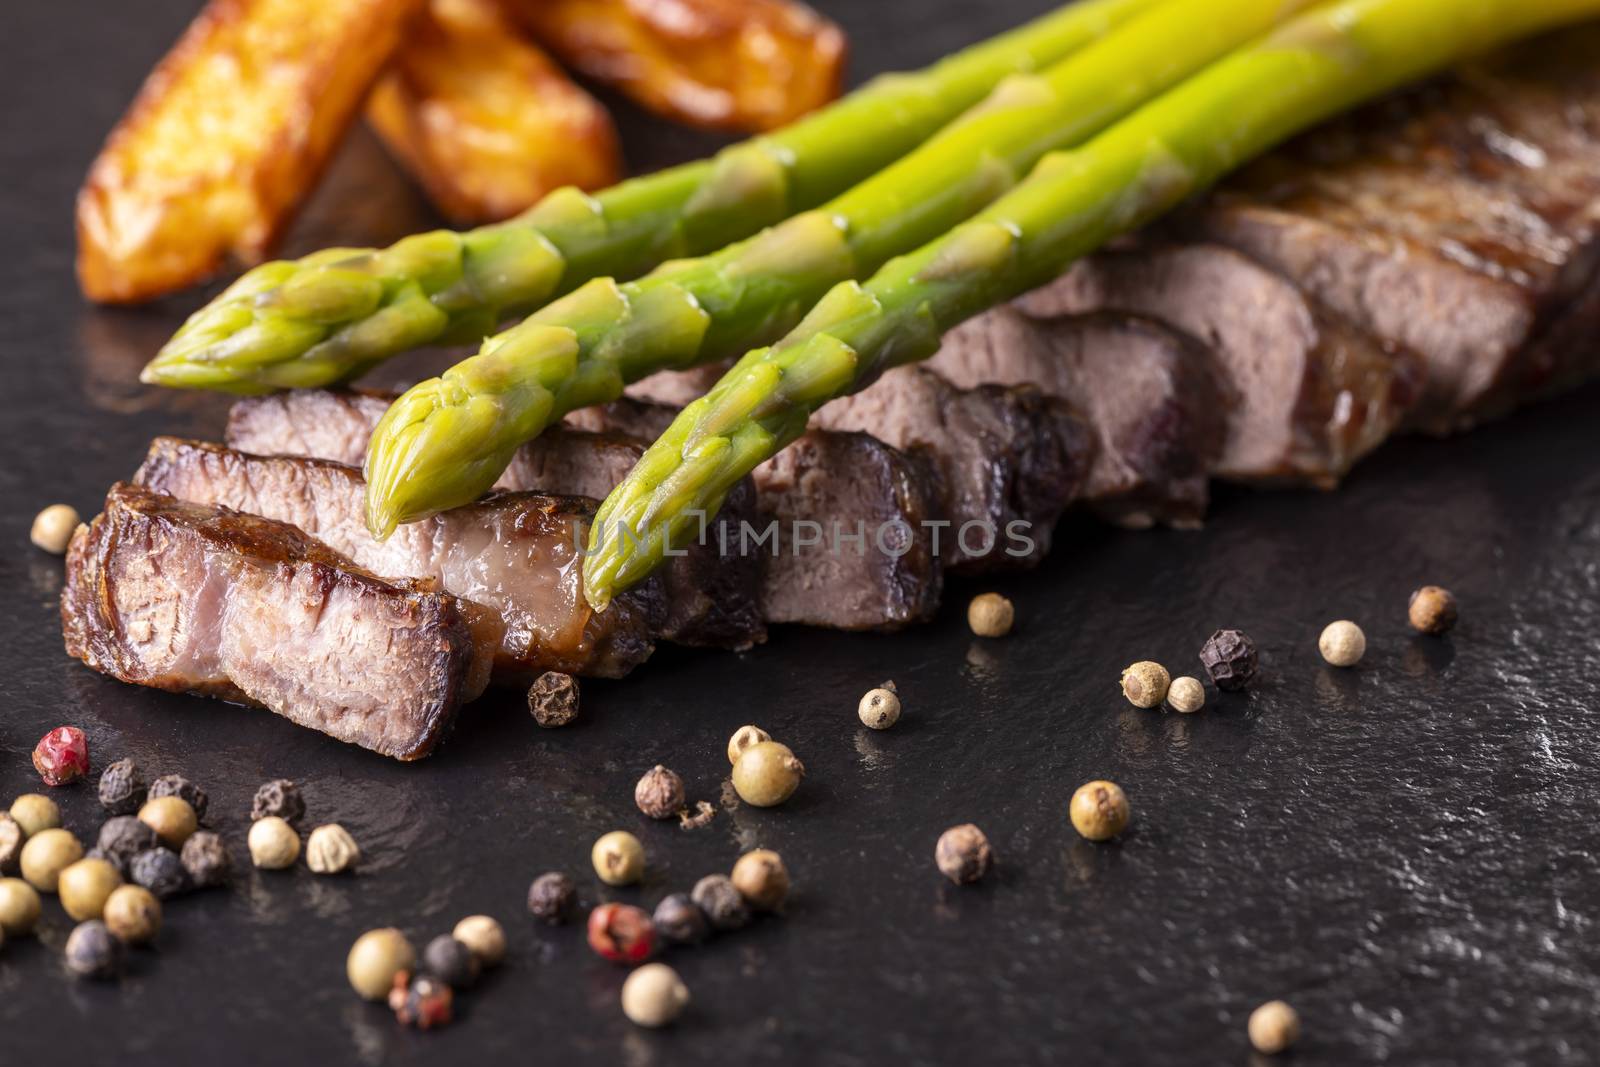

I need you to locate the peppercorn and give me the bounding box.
[139,796,198,849]
[587,902,657,964]
[1319,620,1366,667]
[1069,780,1131,842]
[967,592,1015,638]
[9,793,60,837]
[731,741,804,807]
[726,724,771,765]
[96,816,160,878]
[130,848,189,899]
[1248,1000,1301,1054]
[621,963,690,1028]
[179,831,231,889]
[251,778,306,826]
[935,824,993,885]
[1200,629,1259,691]
[652,892,710,945]
[528,670,580,727]
[1120,661,1171,708]
[59,858,122,922]
[592,830,645,886]
[1409,585,1458,635]
[306,824,361,874]
[32,726,89,787]
[422,934,479,988]
[148,774,209,821]
[248,816,300,869]
[0,877,42,935]
[634,766,686,820]
[31,503,80,554]
[730,849,790,911]
[858,682,901,730]
[395,974,454,1029]
[347,928,416,1000]
[691,874,749,932]
[452,915,506,968]
[527,871,577,924]
[21,827,83,892]
[65,920,122,980]
[1166,676,1206,714]
[96,758,147,816]
[0,815,22,876]
[102,885,161,945]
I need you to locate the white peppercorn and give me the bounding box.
[857,683,901,730]
[1408,585,1458,635]
[730,849,789,911]
[306,824,360,874]
[1318,620,1366,667]
[592,831,645,886]
[621,963,689,1028]
[0,877,42,935]
[1120,661,1170,708]
[726,724,770,766]
[634,766,686,820]
[1166,676,1206,714]
[138,796,198,849]
[1248,1000,1301,1054]
[103,885,161,945]
[967,592,1015,637]
[0,815,22,876]
[452,915,506,968]
[21,827,82,892]
[31,504,80,554]
[347,927,416,1001]
[58,858,122,921]
[9,794,60,837]
[1070,780,1131,842]
[248,816,300,869]
[935,824,993,885]
[731,741,804,807]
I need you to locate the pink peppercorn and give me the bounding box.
[587,903,657,964]
[33,727,89,787]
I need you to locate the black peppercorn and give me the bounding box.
[148,774,209,822]
[96,816,160,877]
[180,831,232,889]
[97,758,147,816]
[251,779,306,826]
[528,671,579,728]
[395,974,454,1029]
[527,871,577,924]
[1199,629,1258,691]
[0,815,22,876]
[652,893,709,945]
[691,874,749,932]
[130,848,189,899]
[65,920,122,980]
[422,934,479,989]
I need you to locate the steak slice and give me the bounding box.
[1190,26,1600,429]
[928,307,1224,528]
[226,391,765,650]
[624,363,733,409]
[1020,244,1421,488]
[135,438,661,681]
[752,431,943,631]
[62,484,488,761]
[813,366,1095,570]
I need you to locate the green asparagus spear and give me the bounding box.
[362,0,1320,537]
[582,0,1600,608]
[140,0,1159,393]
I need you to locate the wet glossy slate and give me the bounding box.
[2,2,1599,1064]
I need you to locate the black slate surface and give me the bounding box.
[4,2,1600,1064]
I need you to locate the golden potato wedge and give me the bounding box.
[503,0,847,133]
[368,0,623,225]
[76,0,422,304]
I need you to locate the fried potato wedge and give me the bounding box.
[504,0,847,133]
[76,0,422,304]
[368,0,623,225]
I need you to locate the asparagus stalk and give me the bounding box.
[362,0,1318,536]
[582,0,1600,608]
[140,0,1159,392]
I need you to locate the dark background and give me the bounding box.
[4,2,1600,1064]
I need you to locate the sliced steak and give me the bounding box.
[227,392,766,650]
[752,431,943,631]
[135,438,661,681]
[813,366,1094,569]
[1020,244,1421,487]
[1190,26,1600,429]
[624,363,733,409]
[929,307,1224,528]
[563,396,679,439]
[62,483,490,761]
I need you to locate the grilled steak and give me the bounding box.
[63,484,490,760]
[814,366,1095,569]
[226,391,765,650]
[929,308,1224,528]
[752,431,943,631]
[135,438,661,680]
[1189,26,1600,430]
[1020,244,1421,488]
[624,363,732,409]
